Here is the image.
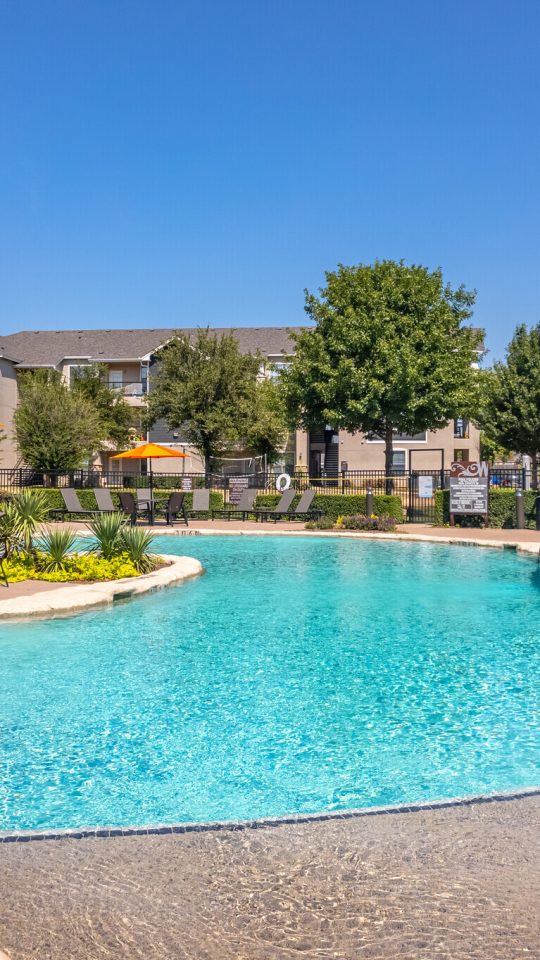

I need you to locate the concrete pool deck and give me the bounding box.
[0,792,538,959]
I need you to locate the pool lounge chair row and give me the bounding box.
[211,487,322,522]
[48,487,321,525]
[49,488,210,525]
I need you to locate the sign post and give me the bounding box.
[449,461,489,525]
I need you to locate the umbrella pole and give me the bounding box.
[149,458,154,524]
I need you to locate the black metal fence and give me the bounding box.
[0,465,530,523]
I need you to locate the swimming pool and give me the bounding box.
[1,536,539,832]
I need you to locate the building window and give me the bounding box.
[391,450,406,474]
[454,449,469,462]
[68,364,91,385]
[454,417,469,439]
[108,370,123,390]
[367,430,426,442]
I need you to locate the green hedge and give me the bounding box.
[11,488,223,517]
[254,493,404,522]
[435,488,539,528]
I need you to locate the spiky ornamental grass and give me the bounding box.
[10,489,50,554]
[36,528,78,573]
[86,511,156,572]
[119,526,157,573]
[86,512,126,560]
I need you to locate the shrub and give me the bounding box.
[305,516,336,530]
[435,487,539,528]
[340,514,396,532]
[86,512,126,559]
[3,552,139,583]
[254,493,404,522]
[36,528,78,572]
[119,526,157,573]
[10,489,50,553]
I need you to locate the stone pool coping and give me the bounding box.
[1,785,538,844]
[0,554,204,621]
[3,526,537,621]
[115,523,540,558]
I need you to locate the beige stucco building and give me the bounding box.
[0,326,480,476]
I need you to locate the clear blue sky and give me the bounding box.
[1,1,539,360]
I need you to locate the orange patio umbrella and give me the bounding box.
[111,442,188,496]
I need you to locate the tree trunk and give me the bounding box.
[384,420,394,495]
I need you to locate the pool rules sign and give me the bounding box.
[449,461,489,524]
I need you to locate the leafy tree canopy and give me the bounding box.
[70,363,133,449]
[146,329,261,472]
[14,369,103,471]
[282,260,482,474]
[245,376,289,465]
[478,323,540,474]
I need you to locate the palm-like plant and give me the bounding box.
[119,526,157,573]
[86,512,126,560]
[0,502,24,558]
[37,528,78,573]
[9,490,49,554]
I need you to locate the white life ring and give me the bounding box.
[276,473,291,492]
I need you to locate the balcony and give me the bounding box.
[107,379,147,398]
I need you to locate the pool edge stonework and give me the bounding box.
[0,554,204,621]
[2,786,539,844]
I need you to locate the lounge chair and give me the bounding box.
[0,541,8,587]
[211,488,257,520]
[290,489,322,521]
[188,488,210,517]
[254,488,296,522]
[92,488,117,512]
[162,491,188,526]
[118,490,152,525]
[49,488,98,520]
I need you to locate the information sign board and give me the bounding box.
[418,476,434,499]
[449,461,488,519]
[229,476,249,505]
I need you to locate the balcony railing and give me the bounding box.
[107,380,147,397]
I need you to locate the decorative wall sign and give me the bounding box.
[449,461,489,519]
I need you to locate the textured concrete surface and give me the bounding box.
[0,795,539,959]
[0,554,203,619]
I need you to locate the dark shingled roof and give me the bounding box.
[0,327,303,366]
[0,324,485,367]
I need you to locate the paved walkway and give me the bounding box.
[0,794,539,959]
[59,517,540,541]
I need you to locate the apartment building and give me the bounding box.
[0,326,481,474]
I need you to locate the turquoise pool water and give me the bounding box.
[1,536,539,832]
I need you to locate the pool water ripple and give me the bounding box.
[1,536,539,831]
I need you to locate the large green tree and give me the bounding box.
[14,369,103,471]
[146,329,260,472]
[245,376,289,467]
[282,260,482,483]
[479,324,540,484]
[70,363,133,449]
